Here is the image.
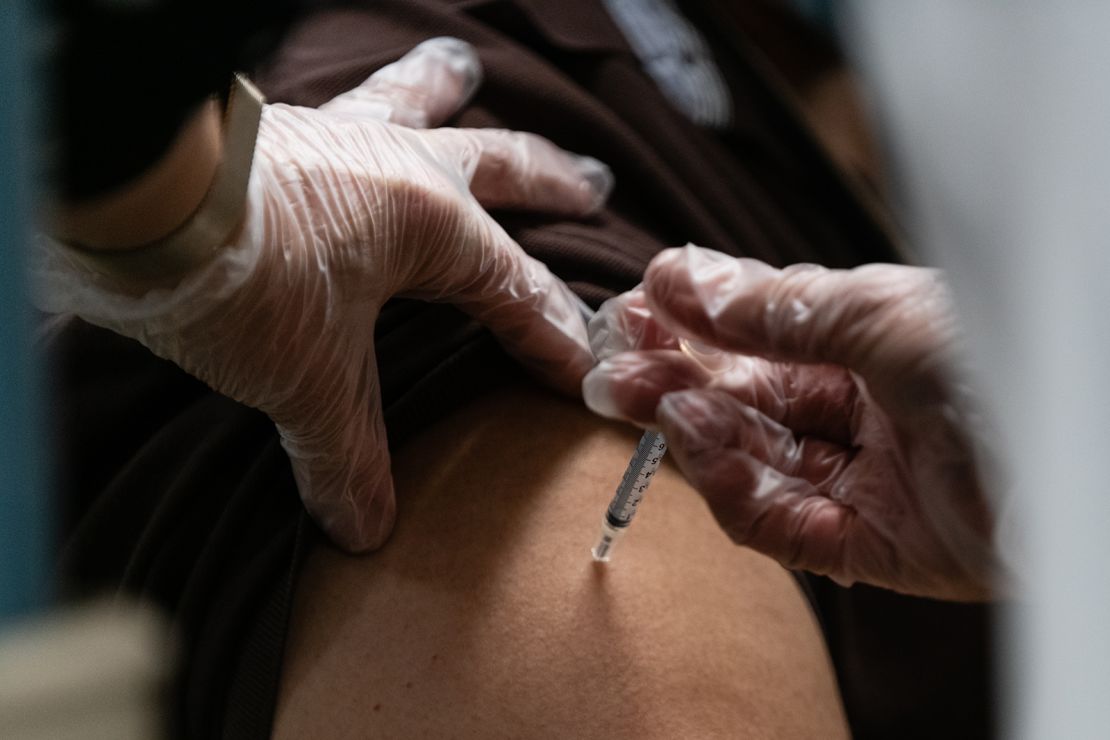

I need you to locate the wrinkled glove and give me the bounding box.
[34,38,611,553]
[584,245,1001,600]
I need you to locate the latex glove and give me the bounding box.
[583,245,1001,600]
[34,38,611,553]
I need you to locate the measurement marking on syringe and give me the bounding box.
[592,431,668,562]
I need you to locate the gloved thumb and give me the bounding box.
[274,350,397,553]
[319,37,482,128]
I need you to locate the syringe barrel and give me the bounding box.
[605,431,667,527]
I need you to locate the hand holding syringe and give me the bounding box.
[583,246,999,600]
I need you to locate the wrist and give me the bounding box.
[50,99,224,251]
[43,75,264,293]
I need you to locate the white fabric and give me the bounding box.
[848,3,1110,737]
[602,0,732,128]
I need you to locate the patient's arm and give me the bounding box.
[273,385,847,739]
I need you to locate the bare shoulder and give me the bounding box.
[273,386,847,739]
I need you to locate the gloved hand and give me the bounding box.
[35,38,611,553]
[583,245,1001,600]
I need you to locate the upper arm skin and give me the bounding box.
[273,385,848,739]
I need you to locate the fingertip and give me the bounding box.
[324,37,484,127]
[543,346,597,399]
[572,290,596,324]
[455,129,613,215]
[295,424,400,554]
[413,37,483,108]
[588,287,679,360]
[582,351,709,424]
[644,246,781,353]
[642,246,722,342]
[513,336,594,400]
[571,155,614,213]
[414,36,479,64]
[582,363,626,420]
[369,484,399,549]
[340,474,398,554]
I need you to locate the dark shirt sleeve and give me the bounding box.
[48,0,297,202]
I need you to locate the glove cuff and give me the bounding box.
[57,74,265,289]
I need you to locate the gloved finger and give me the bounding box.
[584,348,862,443]
[588,286,681,360]
[583,349,711,424]
[656,388,860,578]
[274,348,397,554]
[409,211,595,396]
[642,245,958,410]
[659,388,853,489]
[421,127,614,215]
[319,37,482,128]
[725,361,862,443]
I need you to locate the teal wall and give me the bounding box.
[0,0,50,621]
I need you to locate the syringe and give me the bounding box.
[587,337,732,562]
[591,430,667,562]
